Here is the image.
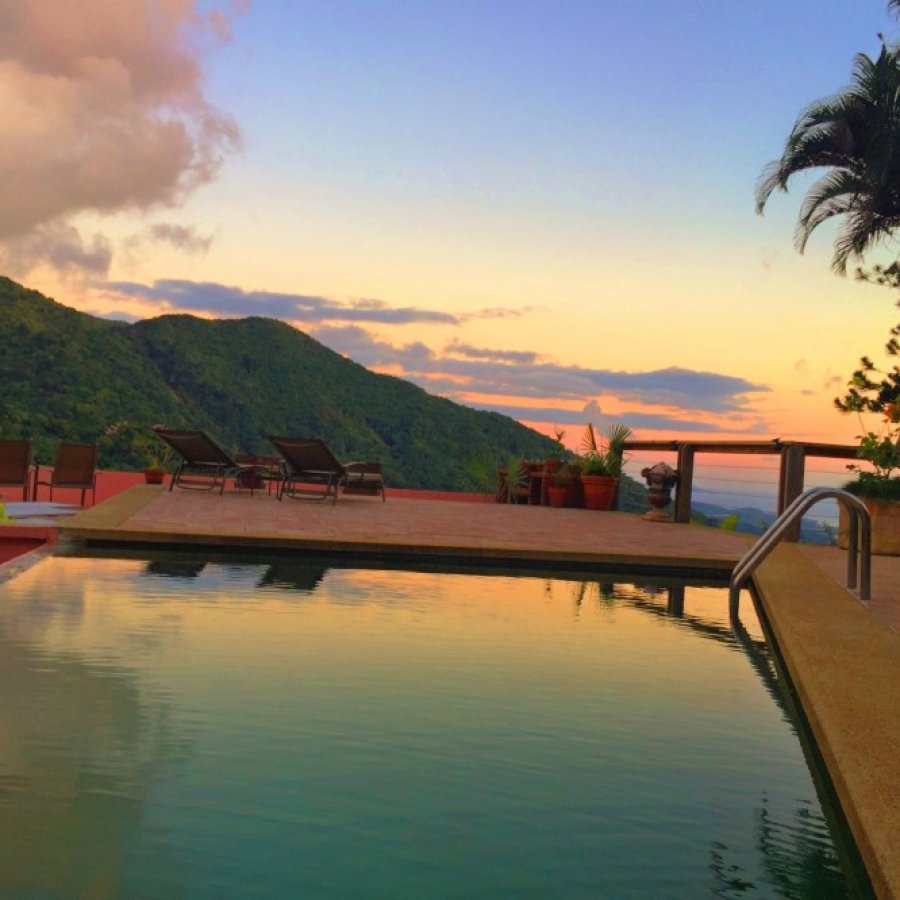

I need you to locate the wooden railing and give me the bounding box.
[620,439,859,541]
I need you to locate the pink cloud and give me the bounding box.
[0,0,241,254]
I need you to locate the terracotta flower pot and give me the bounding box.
[547,484,568,508]
[144,468,165,485]
[580,475,618,511]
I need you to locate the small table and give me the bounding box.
[234,455,283,495]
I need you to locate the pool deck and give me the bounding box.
[42,487,900,899]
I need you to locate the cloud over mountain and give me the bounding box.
[109,279,460,325]
[104,276,770,430]
[316,325,768,414]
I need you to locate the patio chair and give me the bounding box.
[34,442,98,506]
[0,439,33,501]
[153,428,244,494]
[268,436,385,504]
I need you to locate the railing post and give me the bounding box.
[611,447,623,511]
[667,584,685,616]
[779,444,806,542]
[674,444,694,524]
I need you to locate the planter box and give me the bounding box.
[839,498,900,556]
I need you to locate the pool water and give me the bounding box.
[0,553,872,898]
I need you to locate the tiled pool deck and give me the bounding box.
[38,487,900,898]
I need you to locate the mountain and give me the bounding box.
[0,276,563,491]
[691,501,836,545]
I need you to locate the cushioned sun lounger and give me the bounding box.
[268,436,385,504]
[153,428,243,494]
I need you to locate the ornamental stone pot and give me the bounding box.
[838,498,900,556]
[641,462,678,522]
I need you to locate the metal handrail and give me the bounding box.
[729,488,870,612]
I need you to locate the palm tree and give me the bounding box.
[755,44,900,273]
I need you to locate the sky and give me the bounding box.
[3,0,900,450]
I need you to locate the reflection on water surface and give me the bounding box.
[0,553,872,898]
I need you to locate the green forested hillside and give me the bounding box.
[0,276,558,490]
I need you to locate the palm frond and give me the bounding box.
[756,44,900,271]
[605,423,633,450]
[580,423,599,457]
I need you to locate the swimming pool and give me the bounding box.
[0,551,872,897]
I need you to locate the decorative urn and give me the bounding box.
[641,462,678,522]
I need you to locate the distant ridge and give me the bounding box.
[691,500,836,545]
[0,276,560,491]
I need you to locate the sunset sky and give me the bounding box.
[3,0,900,449]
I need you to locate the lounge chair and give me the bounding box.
[0,439,33,501]
[153,428,244,494]
[34,442,98,506]
[268,436,385,504]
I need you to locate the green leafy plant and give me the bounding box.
[819,520,838,546]
[842,403,900,500]
[551,460,576,487]
[548,428,566,462]
[836,316,900,500]
[579,423,632,477]
[834,273,899,415]
[463,450,500,498]
[101,421,153,470]
[146,425,175,471]
[499,455,528,503]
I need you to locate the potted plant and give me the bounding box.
[497,455,530,504]
[547,462,571,507]
[145,427,174,485]
[144,451,168,484]
[579,423,632,511]
[545,458,584,508]
[835,331,900,553]
[839,402,900,554]
[100,420,173,485]
[544,429,577,506]
[543,428,566,476]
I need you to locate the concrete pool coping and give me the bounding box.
[54,486,900,899]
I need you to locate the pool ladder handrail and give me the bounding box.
[729,487,870,611]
